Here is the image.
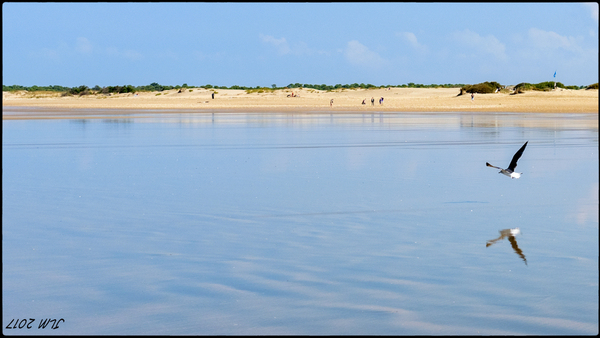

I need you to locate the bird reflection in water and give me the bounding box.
[486,228,527,265]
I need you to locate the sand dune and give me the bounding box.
[3,87,598,117]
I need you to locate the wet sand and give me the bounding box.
[3,87,598,120]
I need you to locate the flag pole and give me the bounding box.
[553,70,556,89]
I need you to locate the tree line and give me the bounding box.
[3,81,598,95]
[2,82,466,94]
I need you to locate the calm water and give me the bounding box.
[2,109,598,335]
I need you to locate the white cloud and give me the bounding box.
[511,27,597,83]
[396,32,428,53]
[259,34,329,57]
[28,41,69,61]
[122,49,143,60]
[106,46,143,60]
[106,46,119,56]
[291,41,330,56]
[36,47,60,61]
[259,34,291,55]
[157,50,179,61]
[344,40,387,67]
[452,29,506,60]
[527,28,584,53]
[582,3,598,23]
[75,37,93,54]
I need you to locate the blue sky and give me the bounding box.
[2,2,598,88]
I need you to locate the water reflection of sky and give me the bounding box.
[2,111,598,334]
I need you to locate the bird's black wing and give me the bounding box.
[508,141,528,171]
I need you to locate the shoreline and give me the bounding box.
[3,87,598,119]
[3,106,597,131]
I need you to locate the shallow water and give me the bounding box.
[2,110,598,335]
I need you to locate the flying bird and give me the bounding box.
[486,141,528,179]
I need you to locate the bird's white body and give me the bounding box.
[498,169,522,179]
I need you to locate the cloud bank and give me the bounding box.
[396,32,428,53]
[344,40,387,68]
[452,29,506,60]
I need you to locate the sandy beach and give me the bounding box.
[2,87,598,119]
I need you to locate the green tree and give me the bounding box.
[68,85,89,95]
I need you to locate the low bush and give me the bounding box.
[514,81,566,93]
[68,85,90,95]
[245,88,274,94]
[460,81,503,94]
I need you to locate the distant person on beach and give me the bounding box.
[371,97,375,106]
[212,92,214,99]
[379,97,383,105]
[330,99,333,107]
[471,93,474,101]
[362,99,366,105]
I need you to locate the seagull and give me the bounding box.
[486,228,527,265]
[486,141,528,179]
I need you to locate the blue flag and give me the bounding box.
[554,71,556,78]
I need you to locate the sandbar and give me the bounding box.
[3,87,598,120]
